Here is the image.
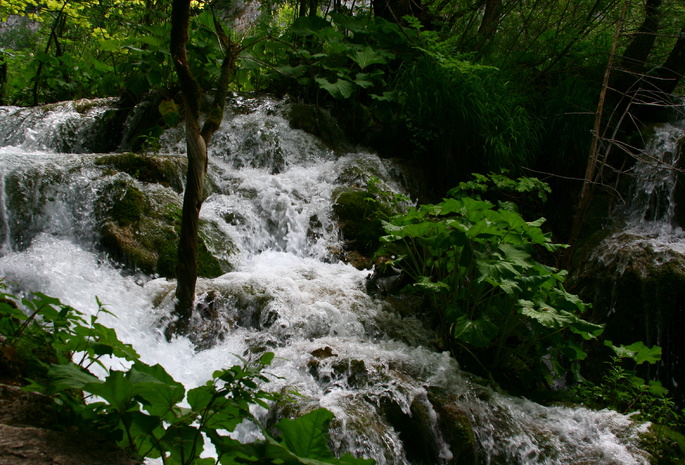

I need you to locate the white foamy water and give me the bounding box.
[0,97,654,465]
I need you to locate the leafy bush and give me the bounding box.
[377,173,602,390]
[573,341,684,429]
[0,283,374,465]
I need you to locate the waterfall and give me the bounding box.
[0,96,655,464]
[625,120,685,241]
[578,116,685,408]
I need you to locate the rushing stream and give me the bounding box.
[0,97,655,464]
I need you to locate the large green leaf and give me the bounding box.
[83,370,136,412]
[315,77,355,99]
[519,300,575,329]
[348,46,388,70]
[48,363,102,390]
[276,408,335,460]
[128,362,186,419]
[608,341,662,365]
[452,316,498,347]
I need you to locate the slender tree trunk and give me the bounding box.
[0,54,7,106]
[33,7,67,105]
[170,0,203,329]
[169,0,236,335]
[566,1,628,265]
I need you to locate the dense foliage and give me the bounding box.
[376,173,602,389]
[0,284,374,465]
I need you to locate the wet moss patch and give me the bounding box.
[333,188,389,259]
[95,153,185,193]
[96,180,230,278]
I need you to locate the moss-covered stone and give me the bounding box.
[574,234,685,406]
[332,188,389,260]
[377,389,477,465]
[95,178,232,278]
[110,183,144,227]
[95,153,185,193]
[286,103,349,151]
[426,387,478,465]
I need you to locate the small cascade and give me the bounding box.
[577,117,685,406]
[0,98,117,153]
[0,97,660,464]
[625,120,685,238]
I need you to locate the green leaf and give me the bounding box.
[519,301,576,329]
[276,408,335,460]
[608,341,662,365]
[291,16,332,36]
[83,370,136,412]
[315,77,355,99]
[452,316,498,348]
[348,46,388,70]
[413,277,450,293]
[48,363,102,391]
[128,362,185,419]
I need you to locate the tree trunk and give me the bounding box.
[613,0,661,92]
[476,0,501,47]
[566,1,628,265]
[169,0,236,336]
[653,25,685,95]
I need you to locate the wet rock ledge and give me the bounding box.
[0,384,138,465]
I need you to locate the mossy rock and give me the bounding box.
[286,103,349,151]
[574,234,685,406]
[377,389,477,465]
[111,183,144,227]
[96,179,230,278]
[95,153,185,193]
[101,221,158,273]
[333,188,390,259]
[426,387,478,465]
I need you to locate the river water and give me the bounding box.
[0,97,653,464]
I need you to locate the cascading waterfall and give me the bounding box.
[578,116,685,407]
[0,96,655,464]
[624,119,685,243]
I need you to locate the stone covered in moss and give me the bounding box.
[286,103,349,151]
[639,425,685,465]
[333,188,390,261]
[95,153,185,193]
[96,178,231,279]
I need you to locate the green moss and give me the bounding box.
[95,153,185,193]
[333,189,389,257]
[197,241,223,278]
[154,221,225,280]
[110,183,144,226]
